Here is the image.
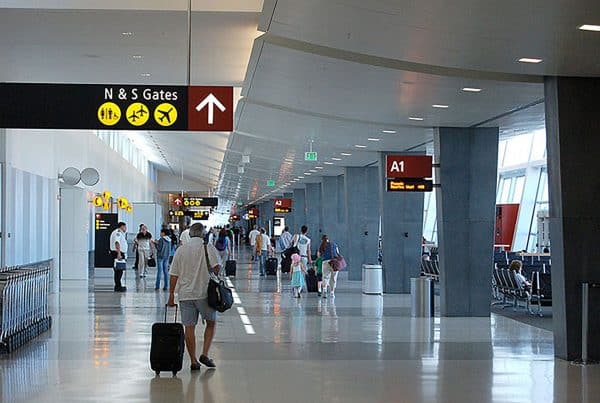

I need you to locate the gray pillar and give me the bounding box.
[336,174,347,254]
[378,152,425,293]
[344,167,380,280]
[545,77,600,361]
[304,182,322,241]
[292,188,306,234]
[320,176,344,251]
[434,126,498,317]
[283,192,294,232]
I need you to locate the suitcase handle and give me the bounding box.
[164,304,178,323]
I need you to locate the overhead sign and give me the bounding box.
[182,197,218,207]
[185,211,210,220]
[169,210,185,217]
[172,196,184,207]
[0,83,233,132]
[305,151,318,161]
[385,155,432,179]
[267,180,276,187]
[274,207,292,214]
[387,178,433,192]
[248,207,259,219]
[274,198,292,209]
[94,213,118,268]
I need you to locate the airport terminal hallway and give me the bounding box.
[1,249,598,403]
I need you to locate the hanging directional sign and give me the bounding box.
[267,180,276,187]
[387,178,433,192]
[182,196,218,207]
[305,151,318,161]
[385,155,433,179]
[0,83,233,132]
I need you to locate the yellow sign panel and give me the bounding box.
[102,201,111,211]
[154,103,178,127]
[117,197,129,209]
[93,196,103,207]
[102,191,111,199]
[98,102,121,126]
[126,206,133,213]
[126,103,149,126]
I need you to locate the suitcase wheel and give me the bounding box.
[155,371,160,376]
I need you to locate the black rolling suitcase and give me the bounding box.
[305,269,318,292]
[150,305,185,376]
[225,260,236,276]
[266,257,278,275]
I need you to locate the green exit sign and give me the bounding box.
[305,151,318,161]
[267,180,276,187]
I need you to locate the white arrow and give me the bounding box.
[195,93,226,125]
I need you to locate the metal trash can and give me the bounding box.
[362,264,383,295]
[411,277,434,317]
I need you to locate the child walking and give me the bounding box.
[290,253,307,298]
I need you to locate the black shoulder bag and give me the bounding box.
[205,245,233,313]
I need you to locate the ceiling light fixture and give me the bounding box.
[140,73,151,77]
[309,169,317,173]
[122,32,134,36]
[518,57,543,64]
[382,130,396,134]
[579,24,600,32]
[432,104,449,108]
[298,176,305,179]
[315,166,324,169]
[355,145,367,148]
[409,117,424,121]
[304,172,312,175]
[331,157,342,161]
[132,55,143,59]
[367,138,380,142]
[340,153,352,156]
[323,162,334,165]
[462,87,482,92]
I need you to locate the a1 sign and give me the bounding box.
[385,155,432,178]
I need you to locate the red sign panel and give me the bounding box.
[274,198,292,209]
[188,86,233,132]
[385,155,432,178]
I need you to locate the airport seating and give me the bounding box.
[420,259,439,281]
[529,271,552,317]
[491,267,530,311]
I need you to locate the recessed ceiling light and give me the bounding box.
[304,172,312,175]
[578,24,600,32]
[132,55,143,59]
[382,130,396,134]
[323,162,334,165]
[140,73,151,77]
[315,166,324,169]
[462,87,482,92]
[122,32,134,36]
[409,117,424,121]
[355,145,367,148]
[309,169,317,173]
[331,157,342,161]
[432,104,449,108]
[367,138,380,142]
[341,152,352,156]
[518,58,543,64]
[284,158,294,162]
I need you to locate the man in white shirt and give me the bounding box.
[168,223,221,370]
[292,225,312,267]
[248,225,260,261]
[280,226,293,250]
[109,222,128,292]
[179,225,191,246]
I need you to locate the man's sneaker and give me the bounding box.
[117,286,127,292]
[199,355,216,369]
[190,362,201,371]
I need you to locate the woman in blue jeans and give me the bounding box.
[155,229,172,290]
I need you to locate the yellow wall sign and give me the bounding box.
[154,103,178,127]
[93,195,103,207]
[117,197,129,209]
[102,191,111,199]
[126,102,149,126]
[126,206,133,213]
[102,200,111,211]
[97,102,121,126]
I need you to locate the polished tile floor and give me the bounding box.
[1,249,599,402]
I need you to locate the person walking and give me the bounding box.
[255,228,271,276]
[168,223,221,370]
[318,234,341,298]
[290,253,307,298]
[179,225,191,246]
[109,222,128,292]
[214,228,231,272]
[279,226,293,250]
[249,225,260,261]
[292,225,312,270]
[155,229,171,291]
[136,225,154,278]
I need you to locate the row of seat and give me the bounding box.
[420,260,439,281]
[491,268,552,316]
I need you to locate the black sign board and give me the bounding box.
[169,210,185,217]
[182,197,218,207]
[386,178,433,192]
[94,213,118,268]
[274,207,292,213]
[185,211,210,220]
[0,83,188,131]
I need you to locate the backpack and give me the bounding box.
[215,237,226,251]
[203,246,233,313]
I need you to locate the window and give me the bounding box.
[503,133,533,167]
[512,176,526,203]
[530,129,546,161]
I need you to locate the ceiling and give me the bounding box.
[1,0,599,206]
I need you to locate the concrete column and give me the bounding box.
[434,126,498,317]
[283,192,294,232]
[292,188,306,234]
[320,176,344,251]
[336,174,347,254]
[344,167,379,280]
[545,77,600,361]
[378,152,425,293]
[304,182,322,241]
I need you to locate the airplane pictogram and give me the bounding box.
[157,107,174,124]
[154,103,178,127]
